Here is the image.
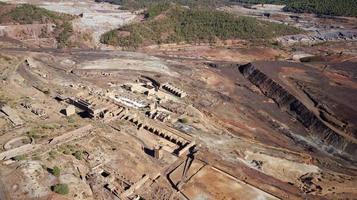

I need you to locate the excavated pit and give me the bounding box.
[239,63,357,162]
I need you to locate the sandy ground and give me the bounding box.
[244,150,320,183]
[141,44,287,63]
[220,4,286,17]
[77,56,176,76]
[182,166,278,200]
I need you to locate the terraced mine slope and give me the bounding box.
[239,63,357,161]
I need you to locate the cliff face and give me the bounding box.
[239,63,356,162]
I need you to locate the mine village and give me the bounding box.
[0,55,246,199]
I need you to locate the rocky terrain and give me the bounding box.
[0,1,356,200]
[0,0,136,48]
[277,30,357,45]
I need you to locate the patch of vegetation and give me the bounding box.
[145,2,171,18]
[58,144,76,155]
[26,130,40,139]
[100,6,301,48]
[231,0,287,5]
[283,0,357,17]
[100,29,122,46]
[62,149,71,155]
[66,116,76,124]
[178,117,189,123]
[73,150,82,160]
[26,126,50,140]
[48,166,61,177]
[0,4,73,24]
[51,183,69,195]
[102,0,357,17]
[12,155,26,161]
[0,92,13,105]
[232,0,357,17]
[56,21,74,48]
[95,0,227,9]
[32,154,41,160]
[41,123,60,130]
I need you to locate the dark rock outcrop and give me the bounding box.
[239,63,357,162]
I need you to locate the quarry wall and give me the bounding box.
[239,63,357,162]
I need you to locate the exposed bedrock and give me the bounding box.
[239,63,357,162]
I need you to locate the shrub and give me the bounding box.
[178,118,189,123]
[57,144,75,155]
[73,151,82,160]
[145,2,171,18]
[49,166,61,177]
[12,155,26,161]
[66,117,75,123]
[26,130,40,139]
[100,30,120,46]
[41,124,56,130]
[56,21,74,48]
[62,149,71,155]
[51,183,69,195]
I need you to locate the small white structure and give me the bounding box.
[292,52,315,62]
[65,105,76,116]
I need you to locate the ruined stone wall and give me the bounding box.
[0,125,94,160]
[49,124,93,145]
[162,83,187,98]
[0,105,24,126]
[0,144,40,160]
[118,111,192,155]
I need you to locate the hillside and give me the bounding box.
[283,0,357,17]
[0,3,74,24]
[100,5,302,48]
[0,4,75,47]
[232,0,357,17]
[95,0,228,9]
[96,0,357,17]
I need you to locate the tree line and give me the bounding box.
[95,0,357,17]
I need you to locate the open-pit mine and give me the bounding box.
[0,0,356,200]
